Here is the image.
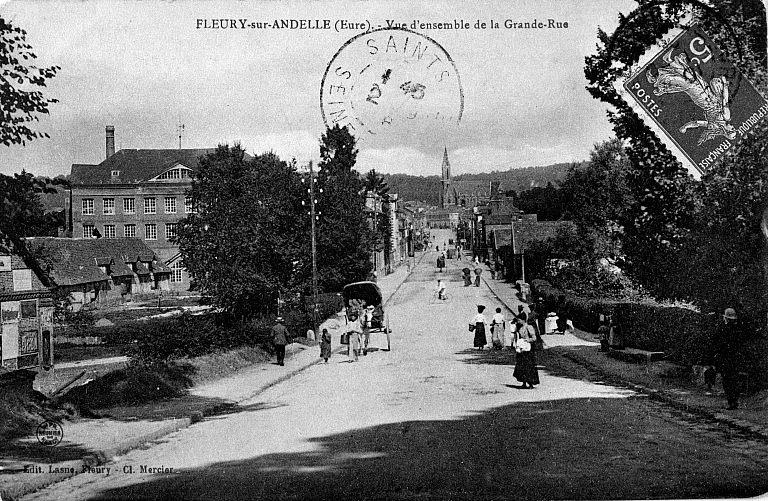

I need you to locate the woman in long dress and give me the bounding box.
[513,313,540,388]
[471,305,489,350]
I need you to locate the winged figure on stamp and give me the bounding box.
[647,50,736,145]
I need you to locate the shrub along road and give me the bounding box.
[23,253,768,500]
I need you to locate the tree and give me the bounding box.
[315,125,371,291]
[515,182,565,221]
[0,18,59,146]
[561,139,634,263]
[583,0,767,303]
[176,145,310,317]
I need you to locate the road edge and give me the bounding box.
[7,255,423,501]
[479,272,768,443]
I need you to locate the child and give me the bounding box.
[320,328,332,363]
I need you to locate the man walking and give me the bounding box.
[707,307,746,410]
[272,316,290,366]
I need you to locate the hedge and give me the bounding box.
[530,279,747,372]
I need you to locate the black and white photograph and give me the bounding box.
[1,1,768,499]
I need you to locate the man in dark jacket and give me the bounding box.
[707,308,745,410]
[272,316,290,366]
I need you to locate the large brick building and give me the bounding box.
[69,127,214,291]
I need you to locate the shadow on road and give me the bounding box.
[85,396,767,500]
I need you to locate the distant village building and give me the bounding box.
[0,250,54,374]
[439,147,492,209]
[425,207,460,229]
[26,237,171,311]
[68,126,213,290]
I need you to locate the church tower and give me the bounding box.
[440,147,451,208]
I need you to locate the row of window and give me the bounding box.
[83,223,177,240]
[82,196,193,216]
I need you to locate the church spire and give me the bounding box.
[440,146,451,209]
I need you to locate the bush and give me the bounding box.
[532,279,706,364]
[63,361,194,409]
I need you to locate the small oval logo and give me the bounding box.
[36,420,63,446]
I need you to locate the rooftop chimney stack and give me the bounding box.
[105,125,115,159]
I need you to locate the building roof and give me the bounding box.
[25,237,170,287]
[70,149,217,185]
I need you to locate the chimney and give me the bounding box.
[105,125,115,159]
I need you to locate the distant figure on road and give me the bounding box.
[272,316,290,366]
[513,313,540,389]
[706,307,747,410]
[435,279,447,300]
[320,327,332,363]
[491,307,506,350]
[437,255,446,272]
[470,305,489,350]
[462,268,472,287]
[474,267,482,287]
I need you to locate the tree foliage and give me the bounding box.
[315,125,372,291]
[176,145,310,317]
[583,0,768,317]
[0,18,59,147]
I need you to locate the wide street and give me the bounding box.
[24,247,768,500]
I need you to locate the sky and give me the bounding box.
[0,0,636,178]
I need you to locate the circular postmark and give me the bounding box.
[36,420,63,446]
[321,27,464,143]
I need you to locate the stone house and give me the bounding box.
[25,237,171,311]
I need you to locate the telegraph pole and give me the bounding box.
[309,161,319,337]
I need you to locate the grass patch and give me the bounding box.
[60,345,273,410]
[0,379,77,442]
[62,362,195,409]
[54,343,127,363]
[184,345,272,385]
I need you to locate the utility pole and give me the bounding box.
[309,161,319,337]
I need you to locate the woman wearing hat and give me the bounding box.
[513,313,540,389]
[470,305,489,350]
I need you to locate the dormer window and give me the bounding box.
[111,170,120,177]
[156,167,191,180]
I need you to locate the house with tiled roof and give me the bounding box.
[68,126,217,291]
[25,237,172,310]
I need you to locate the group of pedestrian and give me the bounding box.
[469,304,541,389]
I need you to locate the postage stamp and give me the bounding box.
[320,27,464,143]
[615,24,768,177]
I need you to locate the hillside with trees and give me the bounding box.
[382,162,576,204]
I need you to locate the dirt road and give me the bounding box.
[24,253,768,500]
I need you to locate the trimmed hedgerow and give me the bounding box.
[532,279,768,388]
